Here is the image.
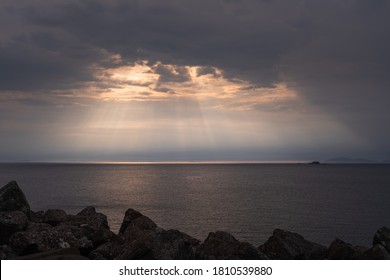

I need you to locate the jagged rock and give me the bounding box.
[119,208,157,234]
[75,206,110,230]
[79,225,118,248]
[29,210,44,223]
[9,224,93,256]
[355,245,390,260]
[63,207,110,230]
[196,231,265,260]
[63,206,116,248]
[0,211,28,244]
[326,238,366,259]
[43,209,68,226]
[258,229,326,260]
[89,208,199,260]
[373,227,390,253]
[0,181,30,215]
[118,228,199,260]
[0,245,17,260]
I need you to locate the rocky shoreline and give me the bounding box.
[1,181,389,260]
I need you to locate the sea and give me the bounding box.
[0,163,389,247]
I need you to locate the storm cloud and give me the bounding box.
[1,0,390,161]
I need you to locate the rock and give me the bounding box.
[89,208,199,260]
[43,209,68,226]
[259,229,326,260]
[118,228,199,260]
[63,206,116,248]
[373,227,390,253]
[96,230,199,260]
[196,231,265,260]
[88,241,124,260]
[29,210,44,223]
[0,245,17,260]
[75,206,110,230]
[355,245,390,260]
[80,225,118,248]
[119,208,157,234]
[63,207,110,230]
[0,211,28,244]
[15,248,88,260]
[326,238,366,260]
[9,224,93,256]
[0,181,30,215]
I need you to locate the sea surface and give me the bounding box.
[0,163,389,247]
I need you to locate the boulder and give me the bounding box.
[15,248,88,260]
[9,224,93,256]
[0,245,17,260]
[373,227,390,253]
[88,241,125,260]
[89,208,199,260]
[258,229,326,260]
[326,238,366,260]
[29,210,44,223]
[119,208,157,234]
[0,211,28,244]
[63,206,116,248]
[79,225,118,248]
[0,181,30,214]
[74,206,110,230]
[355,245,390,260]
[196,231,265,260]
[43,209,68,226]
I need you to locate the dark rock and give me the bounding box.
[118,228,199,260]
[75,206,110,230]
[196,231,265,260]
[0,211,28,244]
[26,222,52,232]
[15,248,88,260]
[43,209,68,226]
[88,241,124,260]
[373,227,390,253]
[9,224,93,256]
[89,208,199,260]
[259,229,326,260]
[28,210,44,223]
[119,208,157,234]
[326,238,366,260]
[63,206,110,230]
[0,181,30,215]
[98,229,198,260]
[80,225,118,248]
[63,206,116,248]
[0,245,17,260]
[355,245,390,260]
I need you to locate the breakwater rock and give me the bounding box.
[0,181,389,260]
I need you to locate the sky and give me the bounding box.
[1,0,390,162]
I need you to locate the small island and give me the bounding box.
[1,181,389,260]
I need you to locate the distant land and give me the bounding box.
[324,157,383,164]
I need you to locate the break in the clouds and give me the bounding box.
[1,0,390,161]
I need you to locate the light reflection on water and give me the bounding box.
[0,163,389,247]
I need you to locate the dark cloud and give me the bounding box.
[1,0,390,160]
[153,64,191,84]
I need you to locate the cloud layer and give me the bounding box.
[1,0,389,161]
